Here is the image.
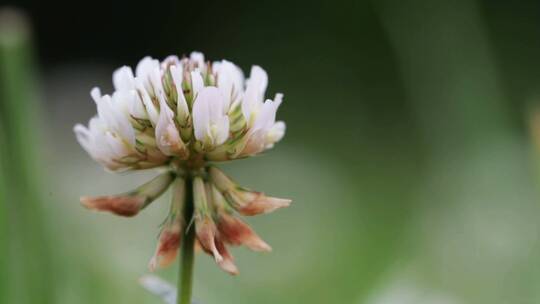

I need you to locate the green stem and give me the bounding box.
[178,175,195,304]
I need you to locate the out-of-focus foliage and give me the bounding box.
[2,0,540,303]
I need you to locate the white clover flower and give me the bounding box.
[76,52,291,280]
[75,52,286,170]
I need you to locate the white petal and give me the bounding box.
[149,67,165,97]
[192,87,210,142]
[161,55,180,68]
[190,51,205,69]
[265,121,286,147]
[214,60,244,111]
[191,70,204,97]
[252,99,280,133]
[242,66,268,123]
[248,65,268,95]
[104,95,135,146]
[113,66,135,91]
[215,116,230,145]
[193,87,228,146]
[90,87,102,104]
[105,131,129,158]
[135,79,159,125]
[74,123,94,157]
[273,92,283,107]
[136,56,160,93]
[75,117,122,168]
[127,91,148,119]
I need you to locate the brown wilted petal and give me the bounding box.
[80,195,146,217]
[195,217,222,262]
[148,224,182,271]
[218,213,271,252]
[215,239,239,275]
[235,192,292,216]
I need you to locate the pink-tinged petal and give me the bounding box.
[217,213,271,252]
[80,195,146,217]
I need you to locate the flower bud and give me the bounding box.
[81,171,174,217]
[209,167,291,215]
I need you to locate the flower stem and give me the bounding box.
[178,174,195,304]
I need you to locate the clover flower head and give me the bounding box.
[74,52,286,171]
[75,52,290,276]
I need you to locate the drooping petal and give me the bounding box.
[209,167,291,215]
[148,177,186,271]
[148,223,182,271]
[217,213,271,252]
[193,176,222,262]
[231,192,292,216]
[214,239,239,275]
[80,172,174,217]
[195,216,222,262]
[81,195,146,217]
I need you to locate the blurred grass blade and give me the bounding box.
[0,7,55,303]
[375,0,510,154]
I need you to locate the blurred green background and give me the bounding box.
[1,0,540,303]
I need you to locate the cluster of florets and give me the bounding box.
[76,52,290,275]
[75,52,285,171]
